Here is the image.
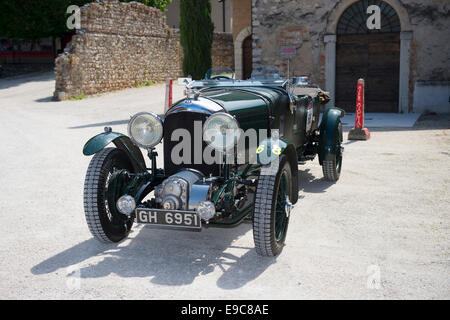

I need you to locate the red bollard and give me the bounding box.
[164,78,173,113]
[348,78,371,140]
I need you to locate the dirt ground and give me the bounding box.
[0,72,448,299]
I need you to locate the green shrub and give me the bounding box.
[0,1,172,41]
[69,94,86,101]
[179,0,214,80]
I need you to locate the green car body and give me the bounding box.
[82,74,344,256]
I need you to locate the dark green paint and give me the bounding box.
[208,205,254,228]
[318,107,345,164]
[83,78,341,229]
[201,88,270,131]
[83,131,125,156]
[256,137,290,165]
[83,131,147,173]
[105,169,131,224]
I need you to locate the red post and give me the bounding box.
[348,78,370,140]
[169,78,173,107]
[164,78,173,113]
[355,79,365,128]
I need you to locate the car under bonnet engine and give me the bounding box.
[154,169,205,211]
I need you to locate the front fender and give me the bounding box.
[256,137,299,204]
[256,137,289,166]
[318,107,344,165]
[83,131,147,173]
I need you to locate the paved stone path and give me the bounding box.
[0,72,448,299]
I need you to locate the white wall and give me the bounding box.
[413,82,450,114]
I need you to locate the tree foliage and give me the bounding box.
[0,0,172,40]
[122,0,172,12]
[0,0,85,40]
[179,0,214,79]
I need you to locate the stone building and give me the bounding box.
[166,0,253,79]
[232,0,449,113]
[54,0,235,100]
[53,0,449,112]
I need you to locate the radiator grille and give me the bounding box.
[163,112,220,177]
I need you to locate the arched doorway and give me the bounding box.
[234,26,252,80]
[335,0,401,113]
[242,35,253,79]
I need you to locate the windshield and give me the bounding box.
[204,67,235,80]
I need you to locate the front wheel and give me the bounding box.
[83,147,134,243]
[253,155,293,256]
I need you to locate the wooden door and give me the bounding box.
[243,35,253,80]
[336,33,400,112]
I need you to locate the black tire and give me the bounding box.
[323,122,343,181]
[84,147,134,243]
[253,154,292,256]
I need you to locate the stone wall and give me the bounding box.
[251,0,333,86]
[211,32,234,70]
[55,0,182,100]
[54,0,234,100]
[251,0,450,112]
[402,0,449,81]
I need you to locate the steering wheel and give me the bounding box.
[210,75,232,80]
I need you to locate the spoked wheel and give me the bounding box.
[322,122,343,181]
[253,154,293,256]
[84,148,134,243]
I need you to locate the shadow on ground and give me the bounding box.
[31,223,276,290]
[298,168,335,194]
[0,71,55,90]
[35,96,56,103]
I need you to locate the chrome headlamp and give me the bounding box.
[128,112,163,149]
[203,112,241,152]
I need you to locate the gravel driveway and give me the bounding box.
[0,72,448,299]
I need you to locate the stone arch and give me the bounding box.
[234,26,252,80]
[324,0,413,113]
[326,0,412,34]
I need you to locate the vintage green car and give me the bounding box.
[82,67,344,256]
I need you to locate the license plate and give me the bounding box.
[135,208,201,229]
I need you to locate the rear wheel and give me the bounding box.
[322,122,343,181]
[253,155,292,256]
[84,148,134,243]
